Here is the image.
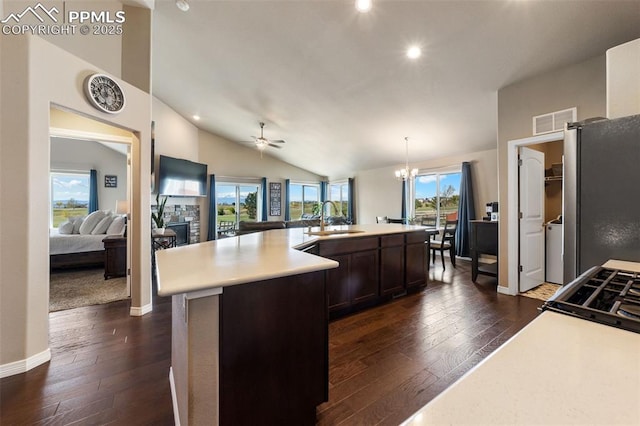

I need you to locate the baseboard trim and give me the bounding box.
[0,348,51,378]
[169,367,181,426]
[130,303,153,316]
[497,285,517,296]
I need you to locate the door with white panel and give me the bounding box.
[519,147,545,292]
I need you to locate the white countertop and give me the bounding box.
[402,311,640,426]
[602,259,640,273]
[156,224,425,296]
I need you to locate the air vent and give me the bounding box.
[533,107,577,135]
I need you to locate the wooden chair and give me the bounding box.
[430,220,458,269]
[376,216,389,223]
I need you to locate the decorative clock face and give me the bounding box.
[84,74,126,114]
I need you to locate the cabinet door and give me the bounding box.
[326,254,350,311]
[380,246,405,295]
[405,243,426,288]
[350,250,379,304]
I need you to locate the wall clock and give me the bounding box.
[84,73,126,114]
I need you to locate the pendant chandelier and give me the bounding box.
[395,137,418,180]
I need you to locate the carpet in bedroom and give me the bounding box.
[49,268,128,312]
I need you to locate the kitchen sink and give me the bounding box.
[304,229,365,236]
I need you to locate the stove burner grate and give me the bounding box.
[542,266,640,333]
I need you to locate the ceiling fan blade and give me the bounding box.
[267,143,282,149]
[269,139,286,144]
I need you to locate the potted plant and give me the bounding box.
[152,193,168,234]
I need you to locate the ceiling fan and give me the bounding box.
[244,122,285,151]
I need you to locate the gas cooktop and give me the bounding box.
[542,266,640,333]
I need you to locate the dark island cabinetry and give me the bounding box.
[319,230,427,317]
[319,237,379,311]
[405,231,427,289]
[380,234,405,295]
[219,272,327,425]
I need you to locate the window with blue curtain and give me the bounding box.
[327,179,354,223]
[207,174,217,240]
[284,179,291,221]
[348,178,355,223]
[414,169,462,228]
[401,180,407,223]
[456,162,476,257]
[89,169,98,213]
[261,178,268,221]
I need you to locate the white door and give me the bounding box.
[519,147,545,292]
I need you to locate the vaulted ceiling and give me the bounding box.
[152,0,640,178]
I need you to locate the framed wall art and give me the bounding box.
[105,175,118,188]
[269,182,282,216]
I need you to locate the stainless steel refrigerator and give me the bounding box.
[563,114,640,283]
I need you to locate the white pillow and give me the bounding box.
[107,216,126,235]
[72,217,84,234]
[92,215,114,234]
[79,210,106,235]
[58,220,74,234]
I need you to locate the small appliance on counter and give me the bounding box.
[483,202,498,221]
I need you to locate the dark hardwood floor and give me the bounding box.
[1,259,543,425]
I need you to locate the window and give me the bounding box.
[50,171,90,228]
[289,183,320,219]
[216,182,262,228]
[414,170,461,227]
[329,181,349,217]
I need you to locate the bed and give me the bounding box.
[50,229,108,269]
[49,212,126,269]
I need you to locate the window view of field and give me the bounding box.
[415,172,461,226]
[329,183,349,217]
[50,172,90,227]
[289,183,319,219]
[216,184,259,228]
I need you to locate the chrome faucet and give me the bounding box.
[320,200,339,231]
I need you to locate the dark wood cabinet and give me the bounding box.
[350,249,379,304]
[325,253,351,310]
[405,231,427,288]
[219,271,327,425]
[102,236,126,279]
[319,232,427,316]
[380,235,405,295]
[320,237,379,313]
[470,220,498,282]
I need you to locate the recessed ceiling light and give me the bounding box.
[406,46,422,59]
[193,115,200,121]
[355,0,372,13]
[176,0,190,12]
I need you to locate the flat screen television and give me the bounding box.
[158,155,208,197]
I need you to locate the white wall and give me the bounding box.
[152,97,324,240]
[0,35,151,373]
[497,55,606,288]
[198,129,325,239]
[50,138,128,216]
[152,97,199,163]
[607,38,640,118]
[357,149,498,224]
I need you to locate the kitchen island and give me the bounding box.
[155,224,427,425]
